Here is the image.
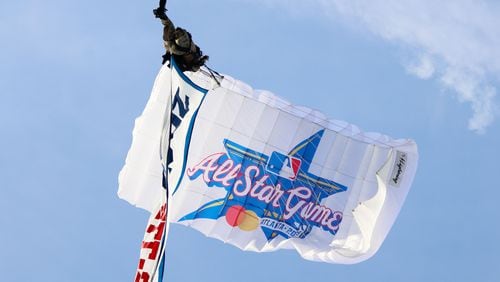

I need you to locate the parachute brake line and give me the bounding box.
[205,66,223,87]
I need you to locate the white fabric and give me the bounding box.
[118,63,418,264]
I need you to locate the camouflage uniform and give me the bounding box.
[160,16,208,72]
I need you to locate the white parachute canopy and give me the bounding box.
[118,59,418,264]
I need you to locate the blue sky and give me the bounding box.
[1,0,500,281]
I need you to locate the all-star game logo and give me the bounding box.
[179,130,348,241]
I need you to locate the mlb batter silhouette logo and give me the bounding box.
[267,152,301,180]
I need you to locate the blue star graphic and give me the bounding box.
[179,130,348,241]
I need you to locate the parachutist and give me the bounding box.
[158,14,208,72]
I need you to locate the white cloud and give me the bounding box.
[245,0,500,132]
[441,67,496,133]
[406,54,435,80]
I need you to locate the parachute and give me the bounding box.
[119,57,418,270]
